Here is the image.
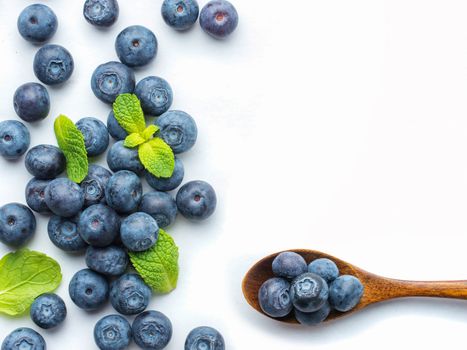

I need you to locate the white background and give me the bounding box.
[1,0,467,349]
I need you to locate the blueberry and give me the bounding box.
[84,0,119,27]
[107,141,144,175]
[290,272,329,313]
[45,178,84,217]
[329,275,364,312]
[25,144,66,179]
[76,117,109,157]
[69,269,109,310]
[176,180,216,220]
[0,120,30,160]
[162,0,199,31]
[86,245,128,276]
[110,273,151,315]
[105,170,142,214]
[1,328,46,350]
[78,204,120,247]
[294,302,331,326]
[33,44,74,85]
[258,277,292,318]
[155,110,197,154]
[30,293,67,329]
[94,315,132,350]
[25,178,52,214]
[184,326,225,350]
[272,252,308,280]
[0,203,36,247]
[48,214,88,252]
[121,212,159,252]
[17,4,58,43]
[135,76,173,116]
[308,258,339,284]
[81,164,113,207]
[139,191,177,228]
[107,110,128,140]
[145,157,184,192]
[115,25,158,68]
[199,0,238,39]
[91,61,135,104]
[132,311,172,350]
[13,83,50,123]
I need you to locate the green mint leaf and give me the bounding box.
[54,114,88,183]
[113,94,146,134]
[129,229,179,294]
[0,249,62,316]
[138,138,175,178]
[142,124,159,141]
[124,133,146,148]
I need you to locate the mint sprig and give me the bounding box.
[0,249,62,316]
[129,229,179,294]
[113,94,175,178]
[54,114,88,183]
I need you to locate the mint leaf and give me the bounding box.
[125,133,146,148]
[54,114,88,183]
[141,124,159,141]
[113,94,146,134]
[0,249,62,316]
[138,138,175,178]
[129,229,179,294]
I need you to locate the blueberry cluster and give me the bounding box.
[0,1,233,348]
[258,252,364,326]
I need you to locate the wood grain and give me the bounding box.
[242,249,467,324]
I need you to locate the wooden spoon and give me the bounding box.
[242,249,467,324]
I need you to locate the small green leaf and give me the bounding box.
[138,138,175,178]
[54,115,88,183]
[129,229,179,294]
[142,124,159,141]
[113,94,146,134]
[124,133,146,148]
[0,249,62,316]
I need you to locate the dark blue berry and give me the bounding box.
[135,76,173,116]
[258,277,292,318]
[0,120,30,160]
[78,204,120,247]
[329,275,364,312]
[120,212,159,252]
[30,293,67,329]
[110,273,151,315]
[199,0,238,39]
[105,170,142,214]
[44,178,84,217]
[107,110,128,140]
[85,245,128,276]
[94,314,132,350]
[115,25,158,68]
[25,178,52,214]
[176,180,216,220]
[1,328,46,350]
[48,214,88,252]
[294,301,331,326]
[84,0,119,27]
[162,0,199,31]
[272,252,308,280]
[33,44,74,85]
[107,140,144,175]
[81,164,113,207]
[69,269,109,310]
[155,110,197,154]
[25,144,66,179]
[290,272,329,313]
[17,4,58,43]
[308,258,339,283]
[76,117,109,157]
[91,61,135,104]
[139,191,177,228]
[132,311,172,350]
[13,83,50,123]
[185,326,225,350]
[0,203,36,247]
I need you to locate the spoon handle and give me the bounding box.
[368,276,467,303]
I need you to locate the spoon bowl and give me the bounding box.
[242,249,467,324]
